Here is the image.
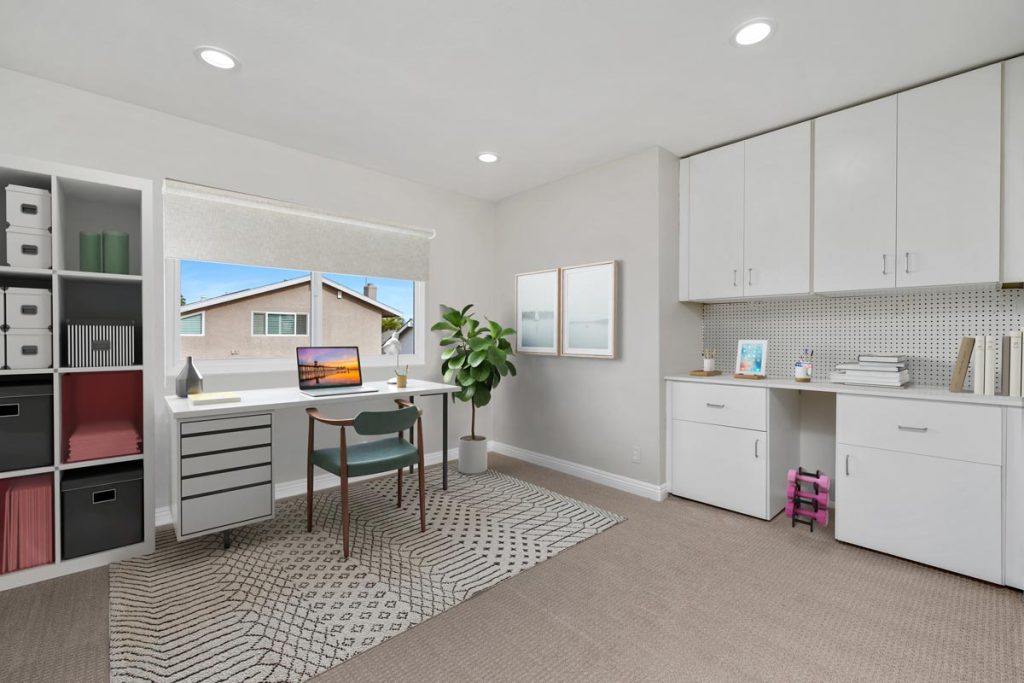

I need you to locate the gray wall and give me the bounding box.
[0,67,497,509]
[493,148,701,486]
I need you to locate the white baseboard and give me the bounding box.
[154,447,459,528]
[489,441,668,501]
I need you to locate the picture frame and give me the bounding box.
[515,268,560,354]
[735,339,768,378]
[560,260,617,358]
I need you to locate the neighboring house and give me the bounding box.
[181,276,401,360]
[381,319,414,355]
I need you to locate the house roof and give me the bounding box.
[181,275,402,318]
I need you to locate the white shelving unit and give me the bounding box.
[0,154,154,591]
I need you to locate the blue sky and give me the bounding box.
[181,261,415,320]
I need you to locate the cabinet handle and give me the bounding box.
[747,268,753,286]
[733,269,738,287]
[705,402,725,408]
[881,254,887,275]
[897,425,928,433]
[845,453,851,476]
[904,252,911,274]
[753,438,759,459]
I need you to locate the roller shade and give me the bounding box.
[163,180,432,280]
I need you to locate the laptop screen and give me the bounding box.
[296,346,363,390]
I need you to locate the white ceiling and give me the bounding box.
[0,1,1022,201]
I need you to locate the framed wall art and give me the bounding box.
[560,260,617,358]
[515,268,560,354]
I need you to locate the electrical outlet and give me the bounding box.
[630,447,641,464]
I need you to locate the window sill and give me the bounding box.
[167,354,426,378]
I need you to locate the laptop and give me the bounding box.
[296,346,379,397]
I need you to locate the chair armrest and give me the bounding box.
[306,407,355,427]
[394,399,423,416]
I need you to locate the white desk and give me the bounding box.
[165,380,458,543]
[665,374,1023,588]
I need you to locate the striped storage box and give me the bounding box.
[64,321,137,368]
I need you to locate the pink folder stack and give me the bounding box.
[65,419,142,463]
[0,474,53,574]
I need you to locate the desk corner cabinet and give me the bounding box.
[170,412,274,540]
[667,382,799,520]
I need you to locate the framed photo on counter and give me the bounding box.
[735,339,767,378]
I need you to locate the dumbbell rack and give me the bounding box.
[787,467,829,532]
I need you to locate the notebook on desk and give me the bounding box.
[296,346,379,397]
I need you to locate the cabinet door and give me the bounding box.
[836,444,1002,583]
[896,64,1001,288]
[687,142,744,300]
[744,122,812,296]
[814,97,897,293]
[671,420,767,519]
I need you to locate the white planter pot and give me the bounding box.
[458,436,488,474]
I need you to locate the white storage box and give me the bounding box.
[6,226,52,269]
[64,322,136,368]
[5,185,51,230]
[4,287,51,329]
[5,329,52,369]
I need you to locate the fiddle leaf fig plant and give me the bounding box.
[431,305,516,439]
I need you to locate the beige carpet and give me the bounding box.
[1,453,1022,682]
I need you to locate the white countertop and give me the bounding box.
[165,379,459,419]
[664,373,1024,408]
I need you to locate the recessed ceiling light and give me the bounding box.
[477,152,499,163]
[733,19,773,46]
[195,46,239,70]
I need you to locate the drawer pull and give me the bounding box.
[19,203,38,215]
[0,403,19,418]
[753,438,759,459]
[93,489,116,504]
[845,453,851,476]
[897,425,928,433]
[705,402,725,409]
[20,305,37,315]
[21,245,39,255]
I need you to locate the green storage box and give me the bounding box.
[102,231,130,275]
[79,232,103,272]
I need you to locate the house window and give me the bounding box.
[180,312,204,336]
[253,312,309,336]
[321,272,415,356]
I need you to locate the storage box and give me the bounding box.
[6,226,52,269]
[60,462,143,559]
[5,185,51,230]
[4,287,51,330]
[64,322,136,368]
[5,330,52,369]
[0,383,53,472]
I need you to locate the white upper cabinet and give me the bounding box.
[814,96,897,293]
[744,122,812,297]
[896,64,1001,288]
[1004,57,1024,284]
[687,141,744,300]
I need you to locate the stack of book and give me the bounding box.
[949,333,1023,397]
[829,354,909,387]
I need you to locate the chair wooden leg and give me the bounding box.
[341,474,350,559]
[306,458,313,533]
[397,468,403,507]
[417,416,426,533]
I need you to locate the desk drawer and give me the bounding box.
[181,426,271,456]
[180,483,272,536]
[671,382,766,431]
[181,413,272,436]
[837,395,1001,465]
[181,464,272,498]
[181,446,271,477]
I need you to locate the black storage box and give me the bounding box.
[0,382,53,472]
[60,462,142,559]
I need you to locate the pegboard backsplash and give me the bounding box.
[701,289,1024,388]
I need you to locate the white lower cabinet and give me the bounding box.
[672,420,768,518]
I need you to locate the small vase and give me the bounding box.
[176,356,204,397]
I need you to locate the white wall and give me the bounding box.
[493,148,701,486]
[0,67,496,508]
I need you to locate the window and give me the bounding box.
[176,259,423,368]
[252,312,309,336]
[180,312,204,336]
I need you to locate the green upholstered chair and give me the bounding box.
[306,399,426,558]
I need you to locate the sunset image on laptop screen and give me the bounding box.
[297,347,362,388]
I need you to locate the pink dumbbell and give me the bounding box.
[785,500,828,526]
[787,484,829,507]
[787,469,831,492]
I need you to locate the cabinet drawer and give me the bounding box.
[180,483,272,536]
[671,382,766,431]
[181,413,271,435]
[671,420,768,519]
[836,444,1002,582]
[181,464,272,498]
[181,446,272,477]
[180,426,272,456]
[837,395,1000,465]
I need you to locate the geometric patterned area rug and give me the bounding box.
[109,467,623,682]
